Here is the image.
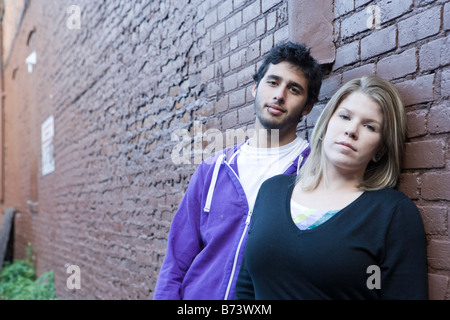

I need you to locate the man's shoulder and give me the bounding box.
[206,141,246,161]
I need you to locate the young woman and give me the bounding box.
[235,75,428,300]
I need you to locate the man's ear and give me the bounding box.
[301,103,314,116]
[252,82,258,98]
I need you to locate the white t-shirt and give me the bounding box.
[237,137,308,212]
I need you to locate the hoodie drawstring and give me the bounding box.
[204,154,225,213]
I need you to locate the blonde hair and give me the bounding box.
[298,75,407,191]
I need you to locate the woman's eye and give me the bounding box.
[364,124,376,132]
[339,114,350,120]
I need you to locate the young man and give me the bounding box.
[154,42,323,300]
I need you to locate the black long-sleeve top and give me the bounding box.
[235,174,428,300]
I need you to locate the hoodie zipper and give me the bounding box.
[222,159,252,300]
[224,208,252,300]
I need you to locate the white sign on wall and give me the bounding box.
[25,51,37,74]
[41,116,55,176]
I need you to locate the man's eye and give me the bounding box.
[289,87,300,95]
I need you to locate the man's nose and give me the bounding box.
[273,86,286,103]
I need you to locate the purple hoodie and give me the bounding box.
[153,142,310,300]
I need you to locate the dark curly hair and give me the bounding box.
[253,41,323,107]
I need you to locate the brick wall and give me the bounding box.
[327,0,450,300]
[0,0,448,300]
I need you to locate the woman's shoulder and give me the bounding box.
[364,188,418,211]
[368,188,411,201]
[264,173,297,186]
[259,174,297,194]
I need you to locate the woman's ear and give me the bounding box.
[373,153,381,163]
[373,146,387,163]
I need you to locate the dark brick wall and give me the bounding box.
[327,0,450,300]
[0,0,449,299]
[1,0,293,299]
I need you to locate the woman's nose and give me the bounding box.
[345,128,358,139]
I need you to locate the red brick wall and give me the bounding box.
[0,0,448,299]
[325,0,450,300]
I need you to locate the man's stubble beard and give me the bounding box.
[253,94,303,131]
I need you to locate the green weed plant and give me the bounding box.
[0,244,57,300]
